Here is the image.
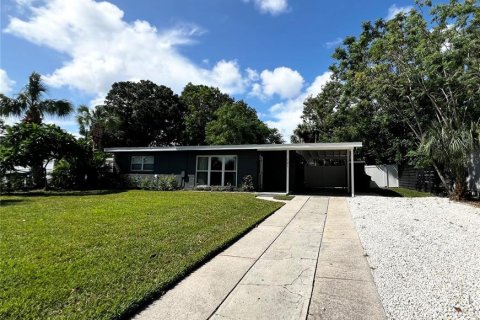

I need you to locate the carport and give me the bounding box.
[258,142,362,197]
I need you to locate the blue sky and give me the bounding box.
[1,0,418,139]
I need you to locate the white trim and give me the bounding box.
[286,150,290,194]
[130,155,154,172]
[351,148,355,197]
[105,142,362,153]
[195,155,238,187]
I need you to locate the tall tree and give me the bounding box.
[294,0,480,199]
[206,101,283,145]
[0,123,79,188]
[95,81,186,147]
[0,72,72,124]
[180,83,234,145]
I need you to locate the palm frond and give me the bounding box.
[0,94,26,117]
[41,99,73,117]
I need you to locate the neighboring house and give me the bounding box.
[105,142,363,196]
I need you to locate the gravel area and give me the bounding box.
[347,196,480,320]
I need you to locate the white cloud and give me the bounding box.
[243,0,289,15]
[266,71,332,139]
[325,37,343,49]
[4,0,250,104]
[255,67,304,99]
[0,69,15,94]
[386,4,413,20]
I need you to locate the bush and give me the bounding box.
[131,175,178,191]
[240,175,255,192]
[156,175,177,191]
[50,160,77,190]
[97,173,130,189]
[0,173,32,193]
[193,184,237,192]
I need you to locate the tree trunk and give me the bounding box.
[431,161,450,194]
[31,163,45,189]
[451,169,468,201]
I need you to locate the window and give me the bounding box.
[131,155,154,171]
[196,155,237,186]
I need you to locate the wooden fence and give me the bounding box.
[398,167,443,194]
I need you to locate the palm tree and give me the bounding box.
[75,105,120,150]
[0,72,73,124]
[420,120,479,200]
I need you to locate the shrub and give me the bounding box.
[131,175,178,191]
[193,184,237,192]
[50,160,77,190]
[0,173,31,193]
[156,175,177,191]
[240,175,255,192]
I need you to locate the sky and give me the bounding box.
[0,0,419,140]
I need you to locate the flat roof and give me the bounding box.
[104,142,362,153]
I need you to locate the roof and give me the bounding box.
[104,142,362,153]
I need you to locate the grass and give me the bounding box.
[374,187,432,197]
[0,190,283,319]
[273,195,295,201]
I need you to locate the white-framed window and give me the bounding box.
[196,155,237,186]
[131,155,154,172]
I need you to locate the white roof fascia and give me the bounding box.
[104,142,362,153]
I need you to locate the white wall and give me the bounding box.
[468,152,480,192]
[365,165,399,188]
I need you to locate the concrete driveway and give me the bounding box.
[134,196,385,320]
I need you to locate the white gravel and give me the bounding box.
[347,196,480,320]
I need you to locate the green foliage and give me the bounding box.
[206,101,283,145]
[92,80,186,147]
[0,72,72,124]
[0,123,79,188]
[294,0,480,199]
[130,175,178,191]
[374,187,431,198]
[273,195,295,201]
[0,173,32,193]
[82,81,284,148]
[0,191,282,319]
[240,175,255,192]
[194,185,237,192]
[50,160,77,190]
[181,83,234,145]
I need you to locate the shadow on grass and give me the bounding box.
[368,188,404,197]
[2,189,128,197]
[0,198,31,206]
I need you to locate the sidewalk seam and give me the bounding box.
[207,197,311,319]
[305,197,329,319]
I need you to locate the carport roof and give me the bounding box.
[104,142,362,153]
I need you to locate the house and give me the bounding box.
[104,142,363,196]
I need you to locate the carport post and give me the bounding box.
[286,150,290,194]
[351,148,355,197]
[347,150,350,192]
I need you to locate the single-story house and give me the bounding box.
[104,142,363,196]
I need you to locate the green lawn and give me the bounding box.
[0,190,282,319]
[374,187,432,197]
[273,195,295,201]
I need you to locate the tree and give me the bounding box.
[181,83,234,145]
[206,101,283,145]
[0,72,73,124]
[76,105,120,150]
[94,81,186,147]
[0,123,79,188]
[293,0,480,199]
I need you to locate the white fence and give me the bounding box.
[468,152,480,192]
[365,165,399,188]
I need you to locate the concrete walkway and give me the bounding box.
[133,196,385,320]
